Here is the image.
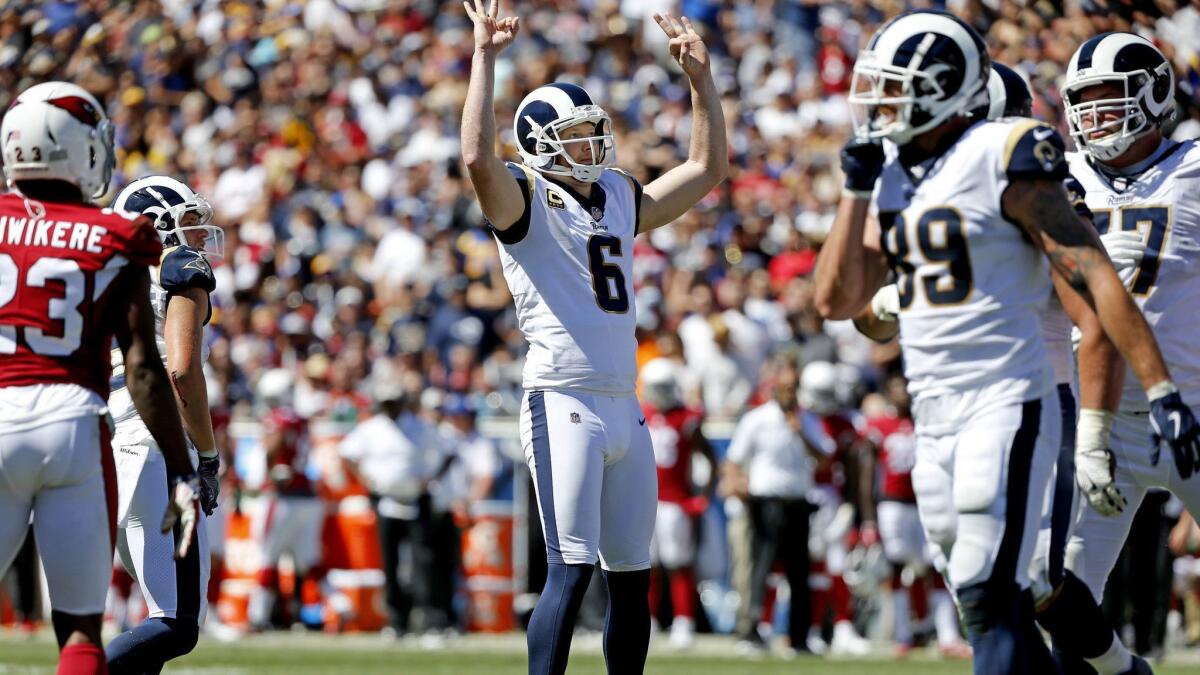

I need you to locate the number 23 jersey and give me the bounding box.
[490,162,642,395]
[1067,139,1200,412]
[875,119,1064,404]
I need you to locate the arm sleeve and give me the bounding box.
[487,162,534,245]
[159,246,216,294]
[107,214,163,267]
[1004,121,1069,182]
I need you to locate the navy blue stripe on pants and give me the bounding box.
[991,399,1041,596]
[528,392,563,564]
[174,517,202,622]
[1049,384,1077,589]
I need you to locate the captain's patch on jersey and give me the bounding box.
[546,188,566,210]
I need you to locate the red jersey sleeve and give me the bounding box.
[103,213,161,267]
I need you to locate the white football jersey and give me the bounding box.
[109,245,215,427]
[491,163,641,395]
[876,119,1065,404]
[1068,139,1200,412]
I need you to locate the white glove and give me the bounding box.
[1075,409,1126,517]
[870,284,901,322]
[162,473,200,559]
[1100,230,1146,285]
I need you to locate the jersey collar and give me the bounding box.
[1088,138,1185,193]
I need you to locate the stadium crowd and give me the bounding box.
[2,0,1200,660]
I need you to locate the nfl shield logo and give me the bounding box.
[570,412,581,424]
[590,206,604,221]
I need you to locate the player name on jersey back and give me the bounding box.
[875,119,1060,404]
[0,193,161,399]
[0,214,112,253]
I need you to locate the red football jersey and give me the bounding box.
[644,404,704,504]
[264,407,312,495]
[0,193,160,397]
[867,414,917,502]
[812,413,859,490]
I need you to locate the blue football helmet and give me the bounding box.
[113,175,223,258]
[514,82,615,183]
[986,62,1034,120]
[849,10,990,145]
[1062,32,1174,162]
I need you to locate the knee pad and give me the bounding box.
[948,513,1004,589]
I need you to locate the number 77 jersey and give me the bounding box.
[875,119,1063,404]
[489,162,642,395]
[1067,139,1200,412]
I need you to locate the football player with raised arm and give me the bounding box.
[854,62,1150,674]
[104,176,223,674]
[813,12,1198,674]
[0,82,198,675]
[460,2,726,673]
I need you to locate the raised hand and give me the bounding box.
[464,0,519,54]
[653,14,711,81]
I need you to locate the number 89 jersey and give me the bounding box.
[1067,139,1200,412]
[875,119,1064,404]
[490,162,642,395]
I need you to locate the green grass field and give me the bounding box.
[2,632,1200,675]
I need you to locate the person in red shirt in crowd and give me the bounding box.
[640,359,717,649]
[0,81,197,675]
[798,361,870,655]
[248,368,325,631]
[857,373,970,658]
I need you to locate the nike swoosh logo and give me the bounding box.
[1033,127,1054,141]
[638,418,646,426]
[1170,411,1182,439]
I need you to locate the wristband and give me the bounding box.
[1077,408,1115,451]
[1146,380,1179,402]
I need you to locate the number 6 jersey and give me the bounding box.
[875,119,1065,404]
[1067,139,1200,412]
[490,162,642,395]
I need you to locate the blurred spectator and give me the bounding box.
[248,369,325,631]
[339,380,428,637]
[429,394,504,633]
[724,365,830,655]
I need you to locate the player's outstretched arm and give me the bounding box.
[114,267,198,557]
[1004,178,1172,393]
[814,140,890,320]
[637,15,728,232]
[165,288,221,514]
[1016,179,1200,477]
[461,0,524,230]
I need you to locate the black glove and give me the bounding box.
[198,454,220,516]
[1149,391,1200,480]
[840,138,886,195]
